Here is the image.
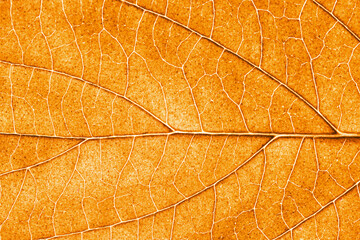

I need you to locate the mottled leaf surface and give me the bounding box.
[0,0,360,239]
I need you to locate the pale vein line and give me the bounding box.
[2,1,360,239]
[38,136,277,240]
[0,139,87,178]
[13,134,360,240]
[117,0,340,134]
[273,180,360,240]
[312,0,360,43]
[0,170,27,227]
[0,60,175,132]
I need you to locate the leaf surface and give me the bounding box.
[0,0,360,239]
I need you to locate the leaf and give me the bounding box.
[0,0,359,239]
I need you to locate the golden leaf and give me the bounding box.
[0,0,359,239]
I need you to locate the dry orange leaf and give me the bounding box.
[0,0,360,239]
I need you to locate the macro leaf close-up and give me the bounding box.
[1,0,360,239]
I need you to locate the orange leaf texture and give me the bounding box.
[1,0,360,239]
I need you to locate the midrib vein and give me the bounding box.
[1,131,360,140]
